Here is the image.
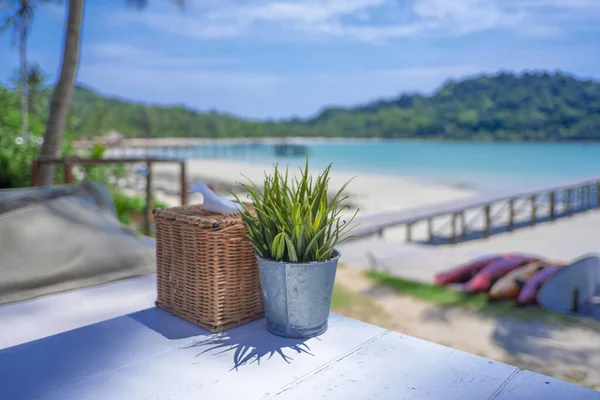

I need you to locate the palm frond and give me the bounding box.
[0,15,16,34]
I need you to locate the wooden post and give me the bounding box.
[586,185,590,210]
[406,223,413,243]
[31,160,40,187]
[378,228,384,238]
[549,191,556,220]
[508,199,515,232]
[568,188,574,217]
[427,218,434,242]
[144,161,153,236]
[530,195,537,225]
[180,161,188,205]
[587,184,592,210]
[64,163,74,184]
[451,213,457,244]
[579,186,585,211]
[460,211,467,237]
[484,204,491,238]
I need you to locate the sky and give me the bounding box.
[1,0,600,120]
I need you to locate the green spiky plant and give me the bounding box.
[232,158,359,263]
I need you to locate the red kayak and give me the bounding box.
[435,255,505,286]
[516,264,566,305]
[464,255,538,293]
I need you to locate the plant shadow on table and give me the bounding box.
[131,307,315,371]
[185,325,315,371]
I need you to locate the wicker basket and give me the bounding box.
[153,204,264,332]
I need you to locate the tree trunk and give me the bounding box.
[39,0,84,186]
[20,18,28,139]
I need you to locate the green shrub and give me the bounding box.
[0,84,45,188]
[233,158,358,263]
[78,142,124,186]
[112,190,167,226]
[0,128,42,188]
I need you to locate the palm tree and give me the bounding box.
[1,0,38,138]
[38,0,185,185]
[38,0,83,185]
[11,62,47,115]
[24,63,47,115]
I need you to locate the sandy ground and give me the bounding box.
[334,267,600,391]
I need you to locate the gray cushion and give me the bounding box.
[0,188,155,305]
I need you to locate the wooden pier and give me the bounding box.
[350,176,600,245]
[274,142,310,157]
[73,138,309,160]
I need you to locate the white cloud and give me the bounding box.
[85,42,232,69]
[81,61,284,92]
[412,0,525,35]
[108,0,600,42]
[208,0,387,25]
[516,0,599,9]
[112,0,389,40]
[80,42,284,95]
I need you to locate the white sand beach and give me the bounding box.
[151,158,476,215]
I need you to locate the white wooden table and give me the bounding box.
[1,275,599,400]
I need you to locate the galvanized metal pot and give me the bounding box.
[257,250,341,338]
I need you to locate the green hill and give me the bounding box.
[66,85,268,139]
[58,71,600,141]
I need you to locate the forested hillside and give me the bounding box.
[293,72,600,141]
[34,71,600,141]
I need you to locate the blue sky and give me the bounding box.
[1,0,600,119]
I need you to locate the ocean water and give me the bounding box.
[186,140,600,194]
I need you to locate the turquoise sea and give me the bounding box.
[187,141,600,194]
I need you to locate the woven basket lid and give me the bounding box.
[153,204,247,228]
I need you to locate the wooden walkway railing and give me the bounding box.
[32,157,188,236]
[350,176,600,245]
